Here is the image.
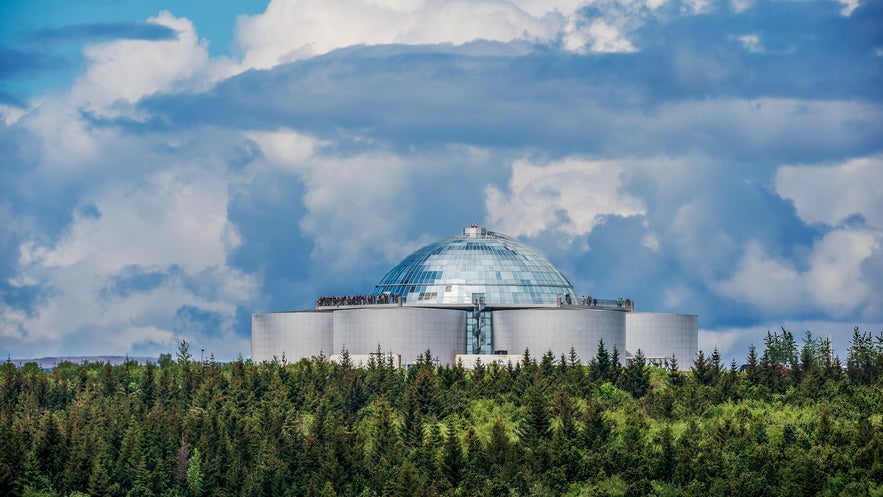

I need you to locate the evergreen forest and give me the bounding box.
[2,327,883,497]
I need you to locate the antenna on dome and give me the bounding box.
[464,224,486,238]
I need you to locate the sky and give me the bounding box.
[1,0,881,363]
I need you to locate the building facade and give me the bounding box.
[252,226,698,366]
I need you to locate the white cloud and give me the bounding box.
[248,129,436,272]
[19,11,235,170]
[641,233,660,251]
[246,128,320,170]
[233,0,680,71]
[715,228,880,318]
[106,325,176,353]
[3,0,881,363]
[485,157,646,241]
[6,60,258,359]
[729,0,754,14]
[29,170,234,272]
[732,33,763,53]
[0,104,26,126]
[71,12,233,113]
[659,195,739,284]
[563,16,637,53]
[715,240,809,313]
[776,155,883,229]
[837,0,859,16]
[235,0,563,70]
[662,284,692,309]
[803,228,879,317]
[698,328,745,359]
[6,164,258,358]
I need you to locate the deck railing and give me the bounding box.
[316,294,634,310]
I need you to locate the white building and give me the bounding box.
[252,226,697,367]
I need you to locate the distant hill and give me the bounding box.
[6,355,157,369]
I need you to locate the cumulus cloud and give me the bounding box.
[247,129,489,276]
[715,228,880,319]
[26,172,234,271]
[776,155,883,229]
[485,158,646,242]
[231,0,692,71]
[711,155,883,323]
[0,11,258,358]
[234,0,562,70]
[714,241,811,314]
[4,158,257,358]
[16,11,238,171]
[3,0,882,362]
[72,12,212,109]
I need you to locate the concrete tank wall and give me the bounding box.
[625,312,698,364]
[251,311,333,363]
[332,307,466,365]
[492,308,626,364]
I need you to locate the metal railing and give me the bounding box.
[565,297,635,311]
[315,294,404,308]
[315,294,634,311]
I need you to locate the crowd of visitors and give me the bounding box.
[578,296,634,310]
[315,293,632,309]
[315,293,404,307]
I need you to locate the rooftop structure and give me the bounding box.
[253,225,697,366]
[372,225,579,306]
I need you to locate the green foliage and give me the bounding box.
[847,326,883,386]
[765,327,798,368]
[618,349,650,398]
[4,332,883,496]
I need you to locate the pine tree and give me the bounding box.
[539,350,556,379]
[393,460,422,497]
[486,419,512,470]
[590,339,611,382]
[17,450,54,497]
[141,362,156,411]
[717,360,740,400]
[581,403,611,451]
[519,385,550,449]
[745,344,760,385]
[656,425,675,482]
[417,422,442,482]
[710,347,722,386]
[667,355,682,387]
[619,349,650,398]
[406,369,442,418]
[36,412,67,489]
[691,350,713,386]
[463,428,487,477]
[87,453,117,497]
[847,326,880,385]
[441,418,464,488]
[609,346,621,383]
[399,397,424,449]
[568,346,581,368]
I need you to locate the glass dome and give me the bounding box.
[373,226,578,305]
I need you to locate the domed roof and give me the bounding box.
[373,226,578,305]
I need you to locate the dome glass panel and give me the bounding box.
[373,227,578,305]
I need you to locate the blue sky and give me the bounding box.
[1,0,881,362]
